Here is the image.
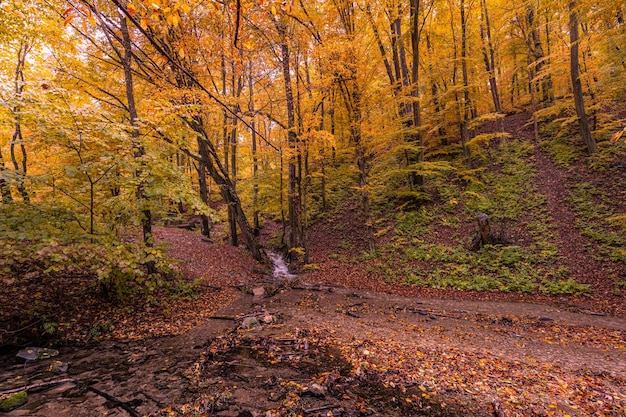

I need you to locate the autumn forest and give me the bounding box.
[1,0,626,415]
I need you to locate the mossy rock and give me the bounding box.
[0,391,28,412]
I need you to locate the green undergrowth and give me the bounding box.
[1,237,184,303]
[568,182,626,265]
[358,140,591,296]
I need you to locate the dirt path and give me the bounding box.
[2,281,625,416]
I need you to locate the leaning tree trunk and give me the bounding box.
[189,116,264,262]
[569,0,597,154]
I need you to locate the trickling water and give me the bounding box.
[268,251,297,280]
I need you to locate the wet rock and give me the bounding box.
[48,360,69,374]
[16,347,59,361]
[241,316,261,329]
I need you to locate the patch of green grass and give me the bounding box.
[540,278,590,296]
[379,236,581,294]
[568,183,626,265]
[540,139,583,167]
[394,208,432,237]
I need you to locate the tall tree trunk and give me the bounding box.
[334,1,374,254]
[426,34,446,144]
[248,61,260,233]
[120,9,152,247]
[277,20,305,256]
[525,4,552,105]
[11,40,30,203]
[365,5,395,87]
[479,0,502,115]
[409,0,424,187]
[460,0,472,167]
[569,0,597,154]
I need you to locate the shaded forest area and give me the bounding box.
[1,3,626,412]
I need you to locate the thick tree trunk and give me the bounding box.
[569,0,597,154]
[409,0,424,188]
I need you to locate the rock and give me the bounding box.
[16,347,59,361]
[241,316,261,329]
[0,391,28,412]
[48,360,69,374]
[261,314,275,324]
[252,287,266,297]
[302,383,326,398]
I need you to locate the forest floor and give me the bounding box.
[1,114,626,416]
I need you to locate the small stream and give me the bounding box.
[267,251,297,280]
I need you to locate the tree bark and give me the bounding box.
[277,19,306,256]
[189,116,264,262]
[196,156,211,238]
[248,61,260,233]
[10,40,30,203]
[479,0,502,115]
[569,0,597,154]
[409,0,424,188]
[460,0,472,167]
[120,8,152,246]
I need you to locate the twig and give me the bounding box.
[0,378,76,396]
[208,316,236,321]
[87,386,140,417]
[304,404,340,413]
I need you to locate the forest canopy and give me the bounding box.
[1,0,625,286]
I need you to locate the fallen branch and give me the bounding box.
[87,386,140,417]
[208,316,236,321]
[0,378,76,396]
[304,404,340,414]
